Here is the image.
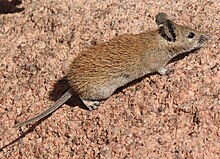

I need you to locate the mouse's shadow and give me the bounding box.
[0,49,197,152]
[49,73,158,109]
[49,76,88,110]
[49,50,194,110]
[0,78,87,152]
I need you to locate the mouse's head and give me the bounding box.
[156,13,208,55]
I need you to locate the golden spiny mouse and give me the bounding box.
[14,13,208,128]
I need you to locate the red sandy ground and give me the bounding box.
[0,0,219,158]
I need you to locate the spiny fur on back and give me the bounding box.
[68,32,158,99]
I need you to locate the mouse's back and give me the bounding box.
[67,32,159,100]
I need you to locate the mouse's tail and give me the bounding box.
[13,89,72,128]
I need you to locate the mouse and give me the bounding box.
[14,12,208,128]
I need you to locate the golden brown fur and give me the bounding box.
[14,13,208,128]
[68,31,159,100]
[67,22,206,101]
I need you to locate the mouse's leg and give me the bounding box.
[80,98,100,111]
[157,67,173,75]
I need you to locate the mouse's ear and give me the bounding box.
[155,12,168,25]
[158,19,176,42]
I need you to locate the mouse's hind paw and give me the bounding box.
[81,98,100,111]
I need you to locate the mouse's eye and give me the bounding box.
[187,32,195,39]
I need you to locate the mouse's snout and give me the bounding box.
[199,34,209,45]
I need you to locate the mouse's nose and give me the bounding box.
[199,34,209,44]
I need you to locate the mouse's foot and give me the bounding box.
[157,67,173,75]
[81,99,100,111]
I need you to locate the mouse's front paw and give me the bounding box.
[157,67,173,75]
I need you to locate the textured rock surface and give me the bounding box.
[0,0,219,158]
